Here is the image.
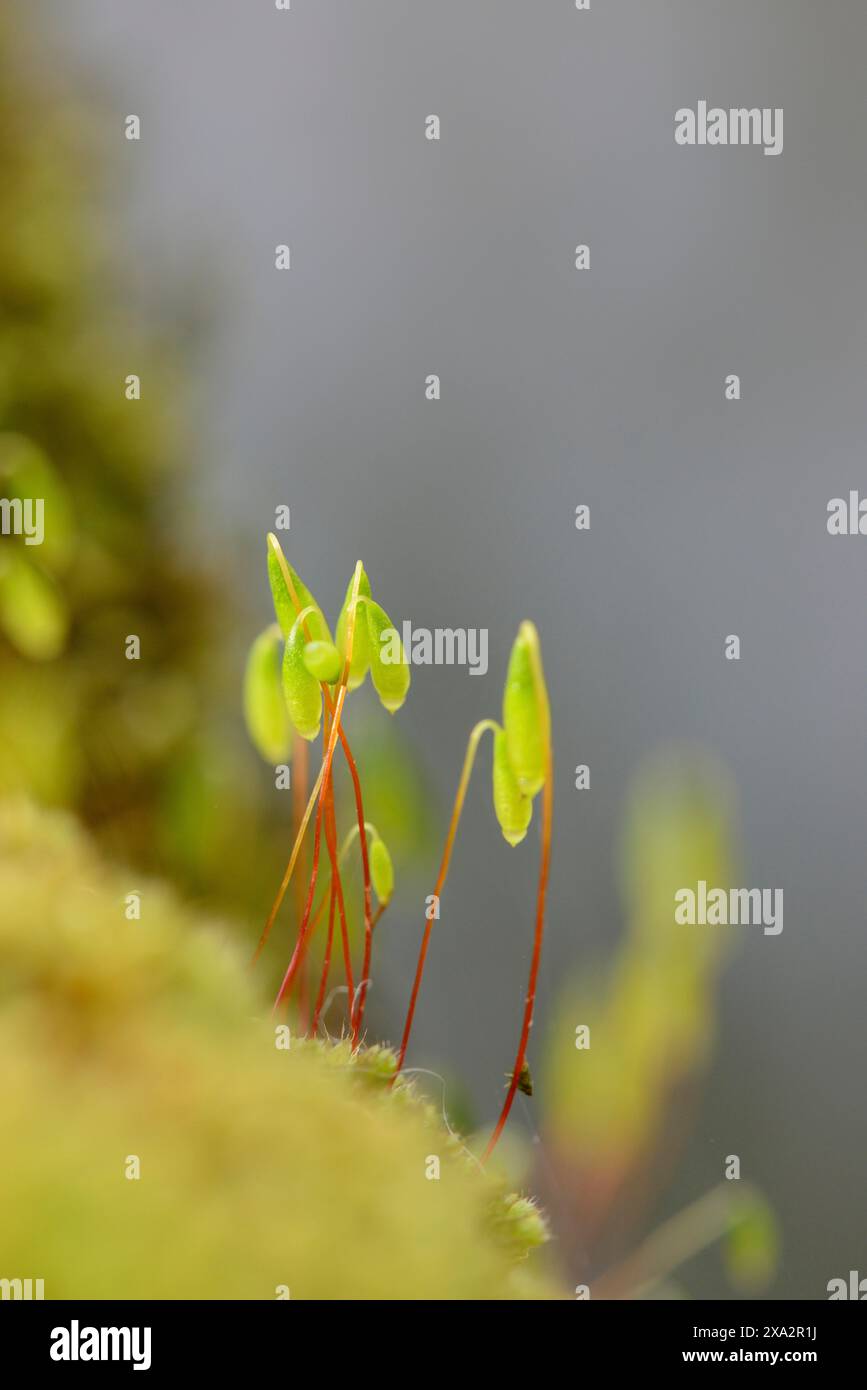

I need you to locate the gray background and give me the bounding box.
[49,0,867,1297]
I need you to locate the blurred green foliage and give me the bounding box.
[0,14,217,846]
[0,16,429,957]
[725,1190,780,1293]
[546,748,735,1154]
[542,747,752,1280]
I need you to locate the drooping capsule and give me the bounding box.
[266,533,330,643]
[492,727,533,846]
[502,621,549,798]
[335,566,372,689]
[366,599,410,714]
[282,609,323,740]
[243,624,293,763]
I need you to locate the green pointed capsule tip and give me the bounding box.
[502,620,549,798]
[493,727,533,846]
[302,639,342,684]
[366,599,410,714]
[243,625,293,764]
[369,834,394,905]
[335,565,372,690]
[266,533,330,643]
[282,612,322,741]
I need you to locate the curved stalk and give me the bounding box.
[346,822,382,1043]
[251,758,326,966]
[273,774,326,1011]
[293,736,310,1028]
[393,718,500,1076]
[590,1182,746,1300]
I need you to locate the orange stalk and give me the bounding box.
[291,714,349,1017]
[323,773,355,1018]
[293,736,310,1028]
[482,762,552,1160]
[394,720,498,1076]
[311,880,337,1035]
[348,770,374,1043]
[251,758,325,966]
[273,778,326,1011]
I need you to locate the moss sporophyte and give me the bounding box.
[243,535,552,1160]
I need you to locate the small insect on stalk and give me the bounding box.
[393,621,553,1163]
[509,1061,534,1097]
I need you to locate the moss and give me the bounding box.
[0,801,558,1300]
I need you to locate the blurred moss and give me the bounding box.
[0,16,214,846]
[0,16,432,952]
[0,799,559,1299]
[0,550,68,659]
[0,16,275,923]
[543,747,737,1243]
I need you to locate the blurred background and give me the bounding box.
[2,0,866,1297]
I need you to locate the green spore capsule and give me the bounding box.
[335,566,372,690]
[282,609,323,741]
[302,640,342,684]
[492,727,533,846]
[243,624,293,764]
[267,533,330,643]
[369,834,394,905]
[366,599,410,713]
[502,621,548,798]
